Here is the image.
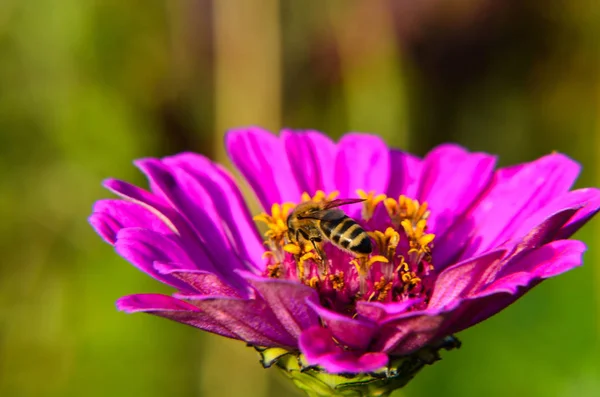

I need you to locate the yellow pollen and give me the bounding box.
[267,263,282,278]
[283,243,301,255]
[328,271,345,291]
[357,189,387,221]
[373,276,393,301]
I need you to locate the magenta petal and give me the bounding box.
[386,149,422,199]
[355,298,424,323]
[428,249,507,310]
[242,272,319,339]
[334,134,390,200]
[155,262,244,298]
[192,296,297,348]
[162,152,265,271]
[226,127,301,209]
[417,144,497,239]
[299,326,388,374]
[116,294,238,339]
[491,239,586,291]
[443,240,585,334]
[281,129,337,195]
[102,179,181,233]
[307,301,377,350]
[134,158,252,288]
[115,228,201,290]
[117,293,199,312]
[89,199,174,244]
[555,188,600,239]
[376,313,447,354]
[459,153,580,260]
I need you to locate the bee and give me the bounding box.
[286,198,372,266]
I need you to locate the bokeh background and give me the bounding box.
[1,1,599,396]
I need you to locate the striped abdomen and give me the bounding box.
[320,216,372,256]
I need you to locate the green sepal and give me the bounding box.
[254,336,461,397]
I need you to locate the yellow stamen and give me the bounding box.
[357,189,387,221]
[253,202,295,245]
[302,190,340,203]
[307,276,320,289]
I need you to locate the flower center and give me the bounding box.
[254,190,435,314]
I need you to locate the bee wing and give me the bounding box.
[323,198,365,210]
[301,208,346,221]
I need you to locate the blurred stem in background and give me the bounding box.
[213,0,281,164]
[205,1,281,396]
[329,0,410,150]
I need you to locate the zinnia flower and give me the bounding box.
[89,127,599,396]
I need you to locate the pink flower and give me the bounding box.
[90,127,599,376]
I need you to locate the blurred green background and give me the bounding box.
[1,1,599,396]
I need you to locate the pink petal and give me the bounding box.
[134,158,252,284]
[162,152,265,272]
[417,144,497,239]
[428,249,507,310]
[114,228,209,290]
[89,199,174,244]
[226,127,302,209]
[386,149,422,199]
[334,134,390,201]
[436,152,580,267]
[281,129,337,195]
[460,153,580,259]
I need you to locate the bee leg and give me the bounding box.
[310,238,328,277]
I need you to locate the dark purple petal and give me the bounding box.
[116,294,239,339]
[299,326,388,374]
[377,313,446,354]
[162,152,265,272]
[226,127,301,209]
[306,301,377,350]
[386,149,422,199]
[334,134,390,200]
[155,262,245,298]
[191,296,297,348]
[89,199,174,244]
[355,299,424,323]
[417,144,497,239]
[281,129,337,195]
[242,272,320,339]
